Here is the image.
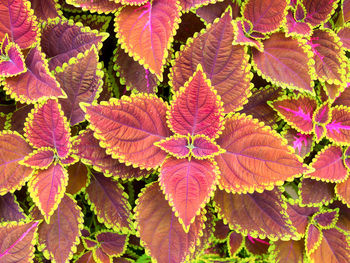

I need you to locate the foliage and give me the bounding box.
[0,0,349,262]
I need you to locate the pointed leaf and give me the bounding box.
[313,210,339,229]
[191,135,223,159]
[21,148,54,169]
[333,83,350,107]
[135,182,205,263]
[96,231,128,257]
[28,162,68,221]
[113,46,158,93]
[306,224,322,255]
[160,157,217,229]
[66,161,88,195]
[29,0,60,21]
[299,178,335,207]
[86,173,132,232]
[41,18,108,70]
[286,202,319,236]
[196,0,241,24]
[0,194,26,222]
[0,0,39,49]
[73,130,148,180]
[37,194,83,263]
[215,114,306,194]
[242,0,288,33]
[171,10,252,113]
[228,231,244,256]
[114,0,181,79]
[269,94,317,134]
[309,29,347,85]
[168,67,224,138]
[232,19,264,52]
[24,99,71,158]
[239,85,282,128]
[252,32,315,93]
[155,135,189,158]
[335,177,350,207]
[66,0,122,14]
[214,188,295,239]
[0,131,33,195]
[57,46,103,125]
[0,221,39,263]
[76,251,96,263]
[306,145,347,182]
[283,128,313,158]
[337,25,350,50]
[4,46,63,103]
[326,105,350,144]
[271,240,306,263]
[309,228,350,263]
[0,40,26,77]
[213,219,230,241]
[304,0,338,26]
[285,9,312,37]
[84,94,171,170]
[313,102,331,125]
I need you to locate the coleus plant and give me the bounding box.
[0,0,350,262]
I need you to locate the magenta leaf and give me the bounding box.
[0,36,26,77]
[0,194,26,222]
[86,172,132,232]
[24,99,71,159]
[283,127,313,158]
[159,157,217,230]
[20,148,54,169]
[0,0,39,49]
[73,129,148,180]
[37,194,83,263]
[56,46,103,125]
[285,9,312,37]
[41,18,108,70]
[0,221,39,262]
[4,46,64,103]
[232,19,264,52]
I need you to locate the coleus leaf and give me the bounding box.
[239,85,282,128]
[283,127,313,158]
[85,172,132,233]
[168,66,224,138]
[309,228,350,263]
[73,129,148,180]
[299,178,336,207]
[29,0,60,21]
[76,251,96,263]
[269,94,317,134]
[330,201,350,233]
[4,46,64,103]
[333,82,350,107]
[215,113,307,194]
[66,161,89,195]
[71,14,112,32]
[0,35,26,77]
[285,9,312,37]
[28,162,68,221]
[303,0,338,26]
[113,46,158,93]
[325,105,350,145]
[313,102,332,141]
[0,221,39,262]
[83,94,171,170]
[135,182,205,263]
[336,177,350,207]
[171,10,252,113]
[344,0,350,22]
[114,0,181,80]
[191,135,223,159]
[313,209,339,229]
[245,236,270,256]
[214,188,296,240]
[96,231,128,258]
[242,0,288,33]
[337,24,350,50]
[36,194,83,263]
[228,231,244,256]
[252,32,315,93]
[20,148,54,169]
[56,45,103,126]
[40,18,108,70]
[270,239,306,263]
[195,0,241,24]
[306,145,348,182]
[0,194,26,222]
[114,0,148,4]
[0,0,39,49]
[213,219,230,242]
[0,131,33,195]
[305,224,322,255]
[24,99,71,159]
[66,0,122,14]
[232,18,264,52]
[309,29,347,85]
[159,157,217,230]
[155,135,189,158]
